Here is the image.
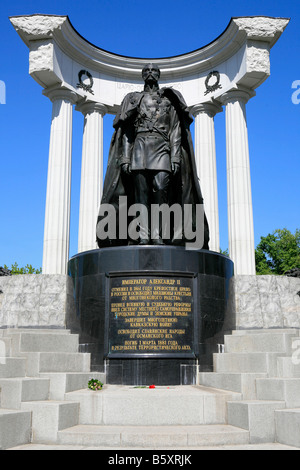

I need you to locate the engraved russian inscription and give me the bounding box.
[108,274,195,358]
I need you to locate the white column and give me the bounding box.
[220,88,256,275]
[191,101,222,253]
[42,87,77,274]
[76,101,107,253]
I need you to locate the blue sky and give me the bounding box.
[0,0,299,269]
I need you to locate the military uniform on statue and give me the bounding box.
[120,64,182,244]
[96,63,210,248]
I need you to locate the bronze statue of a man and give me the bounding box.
[96,63,209,249]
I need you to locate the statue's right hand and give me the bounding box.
[121,163,131,175]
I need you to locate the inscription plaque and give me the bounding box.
[106,272,197,359]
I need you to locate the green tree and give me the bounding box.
[3,263,42,275]
[255,228,300,275]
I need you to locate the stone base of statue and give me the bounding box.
[66,246,234,386]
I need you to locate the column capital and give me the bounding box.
[43,85,78,105]
[76,100,107,116]
[219,87,256,106]
[190,100,223,118]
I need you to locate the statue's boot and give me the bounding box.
[151,188,168,245]
[138,208,151,245]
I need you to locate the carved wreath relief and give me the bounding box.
[77,70,94,95]
[204,71,222,96]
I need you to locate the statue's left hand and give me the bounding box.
[172,163,180,176]
[121,163,132,175]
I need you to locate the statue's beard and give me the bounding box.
[144,76,159,87]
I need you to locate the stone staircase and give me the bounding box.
[0,329,104,449]
[57,385,247,448]
[0,328,300,449]
[200,329,300,446]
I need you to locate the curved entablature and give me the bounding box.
[10,15,289,73]
[10,14,289,111]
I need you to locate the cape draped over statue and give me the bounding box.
[96,88,210,249]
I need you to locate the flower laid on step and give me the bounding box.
[149,384,156,389]
[88,379,104,391]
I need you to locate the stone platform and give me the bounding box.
[1,272,299,333]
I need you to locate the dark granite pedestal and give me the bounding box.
[66,246,235,385]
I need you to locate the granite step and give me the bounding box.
[57,424,250,448]
[256,378,300,407]
[277,357,300,378]
[20,352,91,376]
[9,331,79,354]
[64,385,241,426]
[214,352,284,375]
[199,372,267,399]
[39,372,106,400]
[224,332,297,354]
[232,329,299,336]
[2,328,72,335]
[275,409,300,448]
[21,400,80,444]
[0,357,26,378]
[0,409,32,450]
[0,377,50,409]
[227,400,286,444]
[7,442,298,450]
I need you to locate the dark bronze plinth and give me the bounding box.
[67,246,234,385]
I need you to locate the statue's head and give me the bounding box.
[142,63,161,84]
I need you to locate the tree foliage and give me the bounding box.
[255,228,300,275]
[3,263,42,275]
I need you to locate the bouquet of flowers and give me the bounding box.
[88,379,104,391]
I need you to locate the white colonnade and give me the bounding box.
[10,14,289,276]
[41,85,256,275]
